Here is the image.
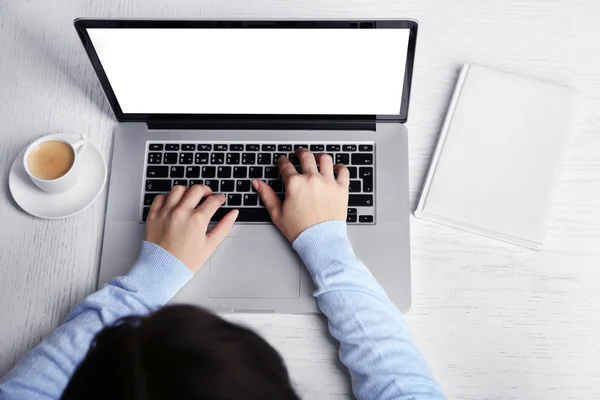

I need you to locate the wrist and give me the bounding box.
[292,221,356,276]
[123,241,194,306]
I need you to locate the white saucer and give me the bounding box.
[9,133,107,219]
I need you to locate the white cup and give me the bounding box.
[23,135,87,194]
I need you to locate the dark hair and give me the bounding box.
[61,305,300,400]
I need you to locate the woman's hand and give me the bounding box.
[145,184,238,273]
[253,148,349,242]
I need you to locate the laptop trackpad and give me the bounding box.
[208,237,301,299]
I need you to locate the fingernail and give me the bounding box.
[252,179,259,190]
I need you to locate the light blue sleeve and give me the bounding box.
[0,241,193,400]
[293,221,446,400]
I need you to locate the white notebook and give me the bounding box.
[415,64,579,250]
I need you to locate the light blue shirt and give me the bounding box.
[0,221,445,400]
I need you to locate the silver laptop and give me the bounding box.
[75,19,417,313]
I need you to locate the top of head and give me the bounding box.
[74,19,418,123]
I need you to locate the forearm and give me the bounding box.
[293,221,445,400]
[0,242,192,400]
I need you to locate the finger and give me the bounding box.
[147,194,167,220]
[178,184,212,209]
[253,179,282,223]
[316,153,334,179]
[162,185,188,213]
[205,209,239,253]
[297,148,318,174]
[278,156,298,182]
[334,164,350,188]
[195,193,226,221]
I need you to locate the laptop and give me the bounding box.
[74,19,417,313]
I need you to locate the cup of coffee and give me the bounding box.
[23,135,87,194]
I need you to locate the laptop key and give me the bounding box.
[230,144,244,151]
[359,215,374,223]
[347,208,358,214]
[273,153,286,164]
[143,207,151,222]
[310,144,325,152]
[264,166,279,179]
[204,179,219,192]
[348,194,373,207]
[182,144,195,151]
[164,153,178,164]
[211,153,224,165]
[326,144,341,152]
[359,144,373,152]
[226,153,240,165]
[186,166,200,178]
[173,179,187,187]
[202,166,216,178]
[148,152,162,164]
[346,214,357,223]
[149,144,163,151]
[246,144,260,151]
[146,166,168,178]
[170,166,184,178]
[336,153,350,165]
[244,193,258,206]
[195,153,209,164]
[227,193,242,206]
[198,144,212,151]
[210,207,271,222]
[262,144,276,151]
[288,153,300,165]
[236,180,251,192]
[343,144,357,152]
[144,193,160,206]
[166,144,180,151]
[217,166,232,178]
[359,167,373,179]
[189,180,204,186]
[349,180,361,192]
[220,180,235,192]
[348,166,357,179]
[257,153,271,165]
[242,153,256,165]
[215,144,228,151]
[268,180,283,193]
[294,144,308,150]
[278,144,292,151]
[233,166,247,178]
[179,153,194,164]
[146,180,171,192]
[361,167,374,192]
[249,167,263,178]
[351,154,373,165]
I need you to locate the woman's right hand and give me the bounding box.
[253,148,350,242]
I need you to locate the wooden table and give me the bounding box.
[1,1,599,398]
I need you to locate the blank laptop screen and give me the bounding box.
[87,28,411,115]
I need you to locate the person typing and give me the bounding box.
[0,149,445,400]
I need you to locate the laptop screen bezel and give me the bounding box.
[74,19,418,124]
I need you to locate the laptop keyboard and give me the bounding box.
[141,142,375,224]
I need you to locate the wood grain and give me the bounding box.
[1,1,599,399]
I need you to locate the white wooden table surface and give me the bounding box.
[1,1,600,399]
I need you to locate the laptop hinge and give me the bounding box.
[147,117,376,131]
